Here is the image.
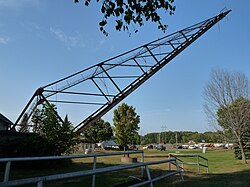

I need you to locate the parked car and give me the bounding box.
[156,145,166,151]
[182,145,189,149]
[173,145,182,149]
[129,144,137,150]
[188,145,198,149]
[104,145,120,150]
[147,145,154,149]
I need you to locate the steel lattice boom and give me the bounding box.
[12,10,231,133]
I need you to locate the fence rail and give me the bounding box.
[0,151,183,187]
[168,153,209,173]
[0,150,144,162]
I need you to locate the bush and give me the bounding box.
[0,132,72,169]
[234,144,250,159]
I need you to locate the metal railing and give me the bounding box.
[168,153,209,173]
[0,151,183,187]
[0,150,143,186]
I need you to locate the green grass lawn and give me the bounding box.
[148,148,250,187]
[1,148,249,187]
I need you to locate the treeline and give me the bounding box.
[141,131,225,145]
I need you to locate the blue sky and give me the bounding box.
[1,0,250,135]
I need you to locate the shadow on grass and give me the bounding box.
[1,160,250,187]
[1,161,116,179]
[154,169,250,187]
[0,161,142,187]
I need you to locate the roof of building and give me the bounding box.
[0,113,13,125]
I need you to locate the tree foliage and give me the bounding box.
[82,118,113,143]
[113,103,140,147]
[74,0,176,36]
[18,113,29,133]
[203,69,250,163]
[141,131,224,145]
[32,104,78,155]
[217,97,250,163]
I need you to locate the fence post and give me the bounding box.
[168,154,171,171]
[175,159,184,181]
[197,155,200,173]
[206,159,209,173]
[92,156,97,187]
[37,181,43,187]
[145,165,153,187]
[83,143,86,154]
[141,151,145,178]
[4,161,11,182]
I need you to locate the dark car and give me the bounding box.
[173,145,183,149]
[147,145,154,149]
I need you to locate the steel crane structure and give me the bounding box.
[11,10,231,133]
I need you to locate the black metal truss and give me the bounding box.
[12,10,231,133]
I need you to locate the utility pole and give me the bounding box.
[175,132,178,145]
[161,125,167,143]
[158,133,161,144]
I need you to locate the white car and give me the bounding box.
[188,145,197,149]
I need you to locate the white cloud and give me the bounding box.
[50,27,85,50]
[99,38,105,46]
[0,0,40,9]
[50,27,67,42]
[0,36,9,44]
[110,45,115,52]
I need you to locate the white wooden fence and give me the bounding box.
[169,153,209,173]
[0,150,183,187]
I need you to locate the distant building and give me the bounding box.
[97,140,118,149]
[188,140,196,144]
[0,113,13,131]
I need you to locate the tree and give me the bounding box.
[18,113,29,133]
[32,104,79,155]
[142,133,158,144]
[203,131,225,143]
[58,115,79,154]
[82,118,113,143]
[141,131,225,145]
[74,0,176,36]
[217,97,250,163]
[203,69,250,163]
[203,69,249,127]
[113,103,140,149]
